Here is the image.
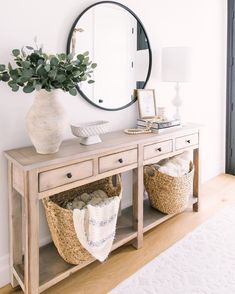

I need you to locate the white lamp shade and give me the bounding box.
[161,47,192,82]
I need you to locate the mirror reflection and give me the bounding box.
[68,2,151,110]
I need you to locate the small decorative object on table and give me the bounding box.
[157,107,167,120]
[137,118,181,133]
[124,127,152,135]
[137,89,157,119]
[125,89,180,135]
[0,39,97,154]
[124,89,157,135]
[71,120,110,145]
[124,118,181,135]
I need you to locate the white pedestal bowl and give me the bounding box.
[71,121,110,145]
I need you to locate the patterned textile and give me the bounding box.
[73,196,120,262]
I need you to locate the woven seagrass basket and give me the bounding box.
[42,175,122,265]
[144,162,194,214]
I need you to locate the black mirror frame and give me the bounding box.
[66,1,152,111]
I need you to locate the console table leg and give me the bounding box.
[132,166,144,249]
[24,170,39,294]
[193,147,201,212]
[8,162,23,288]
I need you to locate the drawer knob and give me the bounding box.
[66,173,73,179]
[186,139,191,144]
[156,147,162,152]
[118,158,123,164]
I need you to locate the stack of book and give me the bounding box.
[137,118,181,133]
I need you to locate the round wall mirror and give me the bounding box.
[67,1,152,111]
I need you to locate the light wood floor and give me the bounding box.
[1,174,235,294]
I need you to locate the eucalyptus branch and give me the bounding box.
[0,45,97,96]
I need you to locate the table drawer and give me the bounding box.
[99,149,137,173]
[39,160,93,192]
[144,140,173,160]
[175,133,199,150]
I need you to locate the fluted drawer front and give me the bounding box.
[175,133,199,150]
[144,140,173,160]
[99,149,137,173]
[39,160,93,192]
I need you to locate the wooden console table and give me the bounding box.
[4,123,201,294]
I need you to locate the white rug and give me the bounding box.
[110,205,235,294]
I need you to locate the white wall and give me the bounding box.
[0,0,227,287]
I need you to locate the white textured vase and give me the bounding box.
[26,90,68,154]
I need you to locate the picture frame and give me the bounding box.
[137,89,157,119]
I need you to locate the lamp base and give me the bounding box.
[172,82,182,121]
[173,110,181,121]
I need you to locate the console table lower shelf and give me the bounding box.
[12,197,197,293]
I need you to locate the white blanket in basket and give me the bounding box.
[73,196,120,262]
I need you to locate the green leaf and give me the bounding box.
[9,69,18,80]
[88,79,95,84]
[16,61,22,67]
[69,88,77,96]
[26,46,34,50]
[74,59,81,65]
[48,70,57,79]
[56,74,66,83]
[83,57,89,65]
[8,63,13,71]
[50,57,59,66]
[12,84,19,92]
[0,64,6,71]
[77,54,84,62]
[29,53,41,63]
[91,63,97,69]
[37,59,44,65]
[66,64,73,71]
[83,51,89,56]
[1,73,10,82]
[42,53,48,60]
[38,47,43,54]
[58,53,66,61]
[35,83,42,91]
[22,69,33,79]
[67,53,74,61]
[8,80,16,87]
[81,75,87,81]
[12,49,20,57]
[72,69,81,77]
[22,61,31,69]
[23,84,35,93]
[37,66,47,77]
[18,76,29,83]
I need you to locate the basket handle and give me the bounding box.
[144,165,157,177]
[110,174,121,188]
[42,197,50,209]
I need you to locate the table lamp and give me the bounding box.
[161,47,192,121]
